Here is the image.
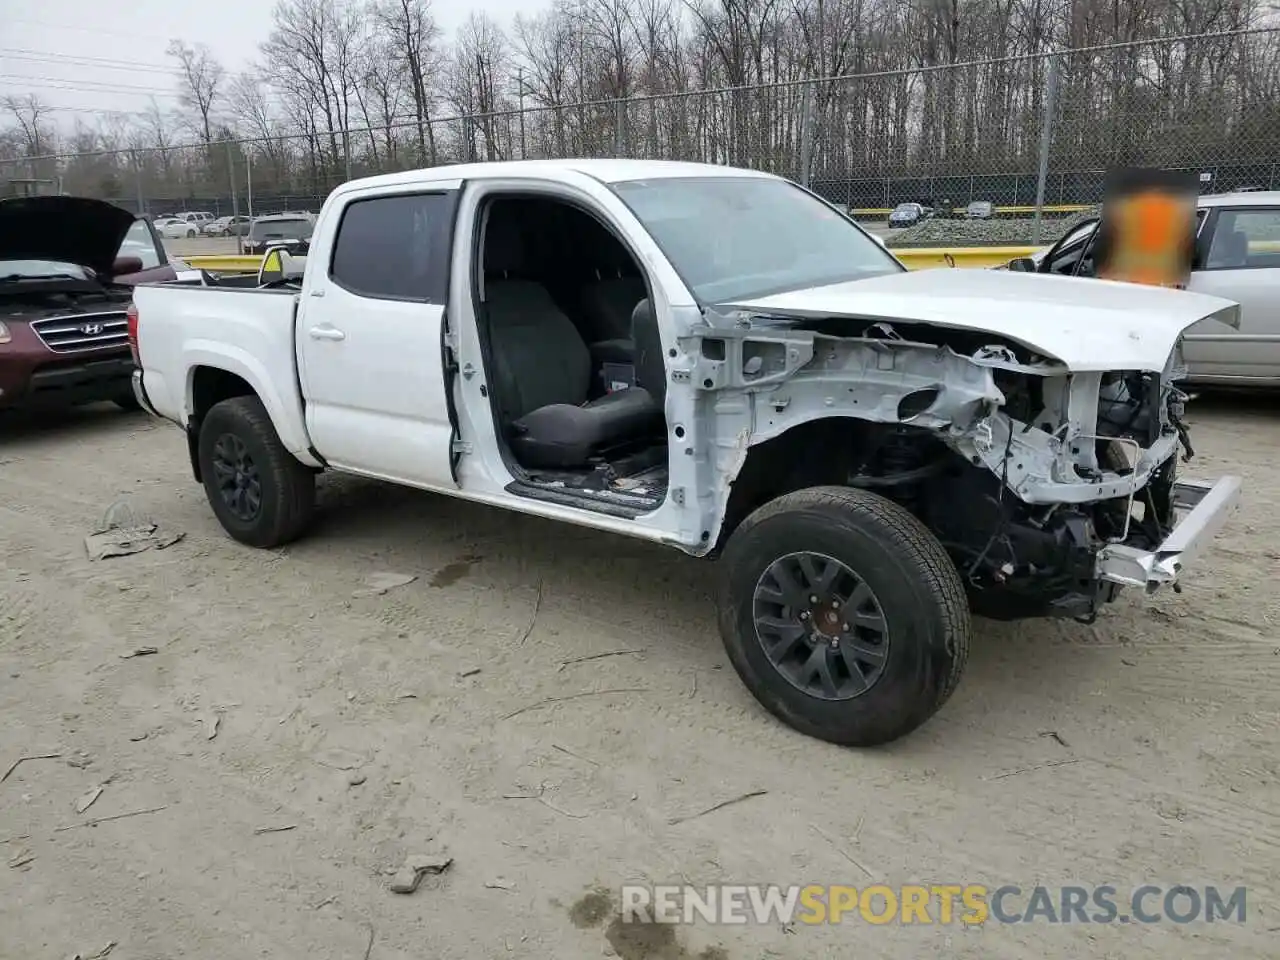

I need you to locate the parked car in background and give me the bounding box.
[0,196,181,412]
[203,215,252,237]
[241,213,315,255]
[174,211,215,226]
[888,202,928,228]
[966,200,994,219]
[158,217,203,239]
[1004,190,1280,385]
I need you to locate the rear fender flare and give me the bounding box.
[182,343,320,467]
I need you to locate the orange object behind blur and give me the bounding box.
[1094,169,1196,289]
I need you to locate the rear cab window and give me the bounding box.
[328,193,456,302]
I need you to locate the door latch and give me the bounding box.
[461,362,476,380]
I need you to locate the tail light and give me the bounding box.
[126,302,140,365]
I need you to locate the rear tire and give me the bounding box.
[197,395,315,548]
[717,486,970,747]
[113,392,140,411]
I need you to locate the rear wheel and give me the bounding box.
[186,228,197,238]
[197,396,315,548]
[112,391,140,411]
[717,486,970,747]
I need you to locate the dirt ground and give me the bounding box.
[1,395,1277,960]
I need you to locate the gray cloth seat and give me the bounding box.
[483,216,663,470]
[579,235,645,364]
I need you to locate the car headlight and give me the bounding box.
[0,321,10,344]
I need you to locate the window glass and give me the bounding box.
[117,219,162,268]
[611,176,900,302]
[330,193,453,301]
[1206,208,1280,269]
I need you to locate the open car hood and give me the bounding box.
[0,196,137,278]
[725,269,1241,372]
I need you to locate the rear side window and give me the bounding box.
[1205,207,1280,270]
[330,193,455,302]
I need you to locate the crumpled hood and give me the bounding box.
[725,268,1241,372]
[0,196,137,278]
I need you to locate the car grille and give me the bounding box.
[30,311,129,353]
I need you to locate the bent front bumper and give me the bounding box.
[1096,475,1242,592]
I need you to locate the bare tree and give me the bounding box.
[374,0,444,163]
[167,40,226,143]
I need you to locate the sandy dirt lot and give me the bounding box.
[1,396,1277,959]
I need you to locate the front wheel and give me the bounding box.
[186,228,197,238]
[197,395,315,548]
[717,486,970,747]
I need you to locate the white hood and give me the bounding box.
[727,269,1241,372]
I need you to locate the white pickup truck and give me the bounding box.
[130,158,1242,747]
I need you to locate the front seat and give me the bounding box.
[482,215,663,470]
[1209,229,1249,269]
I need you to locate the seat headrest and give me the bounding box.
[1211,229,1249,268]
[486,215,526,276]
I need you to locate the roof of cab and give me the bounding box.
[335,158,779,195]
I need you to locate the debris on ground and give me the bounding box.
[74,784,105,814]
[7,847,35,869]
[68,942,116,960]
[313,747,368,771]
[119,647,159,659]
[484,878,514,891]
[388,852,453,893]
[201,713,221,741]
[1,752,62,784]
[253,824,298,835]
[347,771,367,786]
[84,502,184,560]
[352,572,417,598]
[458,668,482,678]
[667,789,769,826]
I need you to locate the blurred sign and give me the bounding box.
[1094,168,1197,289]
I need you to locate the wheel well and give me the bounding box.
[717,418,943,551]
[187,367,257,482]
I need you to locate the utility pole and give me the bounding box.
[517,67,527,159]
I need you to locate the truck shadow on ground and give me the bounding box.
[0,403,149,445]
[304,470,1121,754]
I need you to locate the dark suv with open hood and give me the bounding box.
[0,196,182,412]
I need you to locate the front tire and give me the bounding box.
[717,486,970,747]
[197,396,315,548]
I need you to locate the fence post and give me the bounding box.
[798,82,815,188]
[1032,54,1060,245]
[614,98,627,157]
[227,140,242,254]
[134,155,145,216]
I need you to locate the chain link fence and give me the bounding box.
[4,29,1279,222]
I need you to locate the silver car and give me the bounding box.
[1009,191,1280,385]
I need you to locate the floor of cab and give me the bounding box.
[505,444,669,519]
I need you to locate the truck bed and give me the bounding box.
[131,283,314,459]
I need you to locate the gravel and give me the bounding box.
[884,207,1100,248]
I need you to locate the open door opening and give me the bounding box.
[472,195,669,517]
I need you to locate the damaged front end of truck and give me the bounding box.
[691,272,1243,622]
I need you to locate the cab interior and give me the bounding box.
[472,196,670,515]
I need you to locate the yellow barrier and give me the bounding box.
[891,246,1038,269]
[851,204,1091,217]
[182,255,265,273]
[185,248,1036,277]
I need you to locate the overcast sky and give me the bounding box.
[0,0,530,128]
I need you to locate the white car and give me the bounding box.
[1008,190,1280,385]
[157,218,202,240]
[128,159,1241,748]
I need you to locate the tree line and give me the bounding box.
[3,0,1280,205]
